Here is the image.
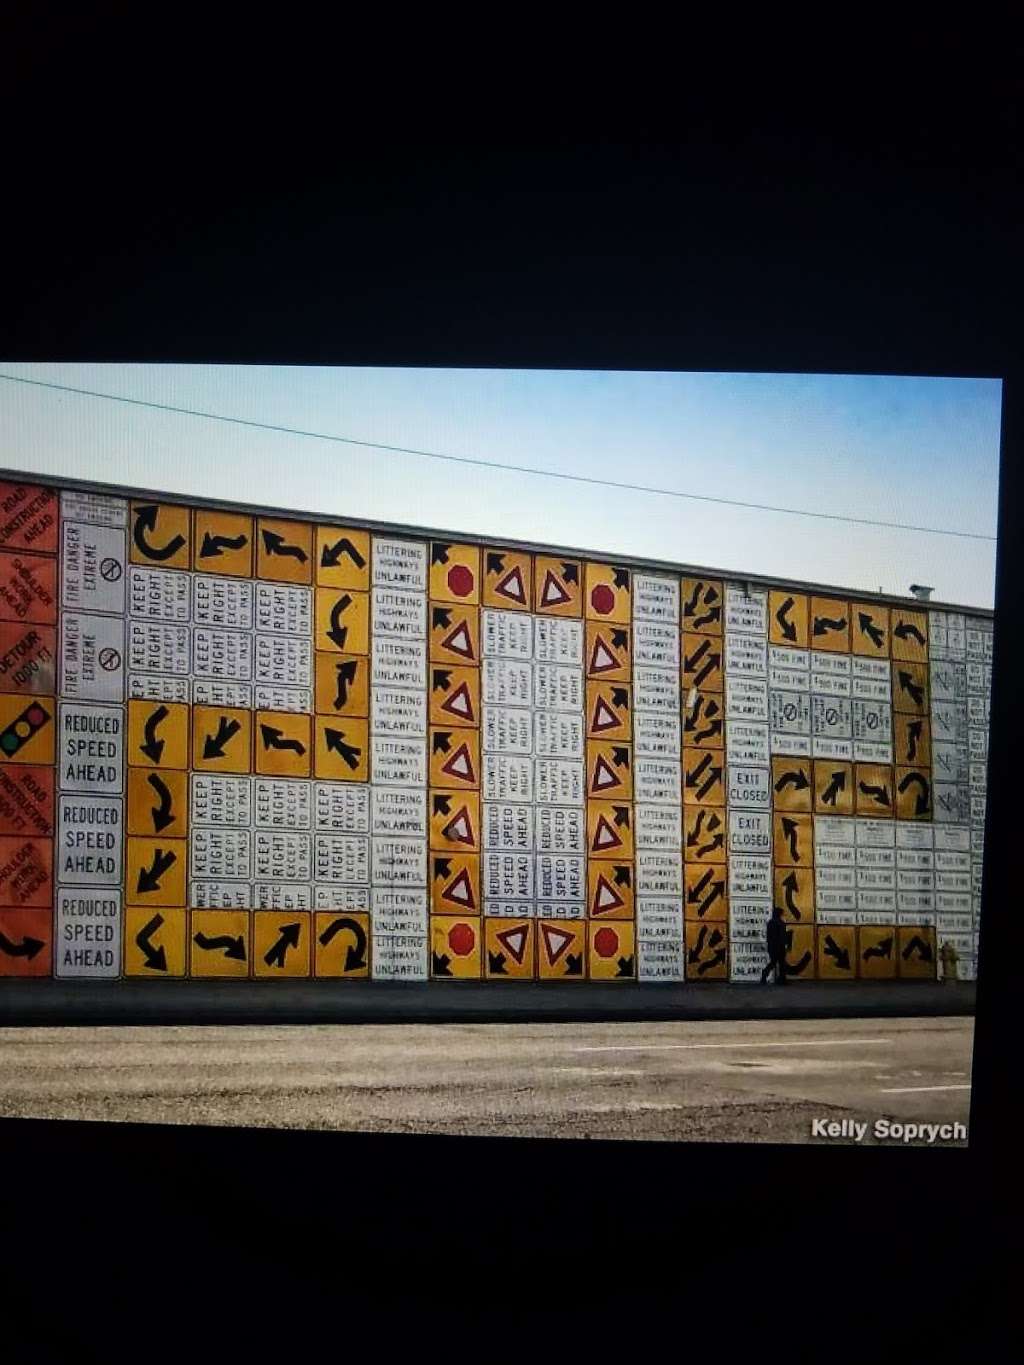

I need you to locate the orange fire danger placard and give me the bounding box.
[0,835,53,907]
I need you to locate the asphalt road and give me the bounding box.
[0,1015,972,1143]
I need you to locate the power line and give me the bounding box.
[0,371,997,542]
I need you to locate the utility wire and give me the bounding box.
[0,372,997,542]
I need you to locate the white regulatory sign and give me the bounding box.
[632,620,679,667]
[54,888,122,979]
[533,617,583,664]
[483,658,533,707]
[726,765,771,810]
[373,538,427,592]
[372,888,428,936]
[729,855,772,898]
[724,586,768,635]
[726,721,770,766]
[484,852,535,900]
[128,567,190,622]
[484,803,535,851]
[254,583,311,636]
[372,638,427,690]
[728,809,771,855]
[483,754,534,802]
[191,774,252,827]
[60,491,127,527]
[191,828,252,880]
[633,711,680,759]
[533,663,584,712]
[61,612,126,701]
[254,831,312,882]
[534,758,585,805]
[725,634,767,677]
[534,711,584,758]
[191,627,252,681]
[61,520,126,616]
[58,702,125,795]
[482,609,533,660]
[372,588,426,639]
[725,676,768,722]
[372,934,428,981]
[315,782,370,833]
[633,757,681,805]
[56,794,123,885]
[633,667,679,713]
[371,738,427,787]
[636,851,683,897]
[632,575,679,622]
[371,687,427,738]
[634,804,681,850]
[370,837,426,887]
[313,834,371,884]
[370,786,427,837]
[483,705,534,755]
[193,576,254,629]
[535,806,586,853]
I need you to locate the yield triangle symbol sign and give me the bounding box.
[591,696,619,733]
[441,806,475,846]
[589,635,618,673]
[591,814,622,852]
[591,754,621,792]
[540,922,574,964]
[440,681,475,722]
[441,742,476,784]
[591,875,626,915]
[442,867,476,910]
[442,621,475,660]
[496,925,528,964]
[495,565,526,605]
[540,570,571,608]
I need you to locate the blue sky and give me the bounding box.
[0,363,1001,607]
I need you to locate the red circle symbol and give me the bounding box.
[593,926,619,958]
[590,584,615,615]
[26,706,46,725]
[448,921,476,957]
[447,565,474,598]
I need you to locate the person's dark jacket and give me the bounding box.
[766,915,788,957]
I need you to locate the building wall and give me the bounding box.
[0,479,991,984]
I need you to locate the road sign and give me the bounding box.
[726,764,771,811]
[854,763,894,817]
[683,747,725,806]
[768,590,809,648]
[684,861,728,920]
[311,910,370,977]
[1,548,58,625]
[315,526,370,591]
[684,805,726,863]
[0,620,57,698]
[431,914,481,977]
[851,603,890,657]
[130,502,190,571]
[772,811,812,866]
[585,621,631,680]
[256,518,313,584]
[895,924,936,978]
[429,604,480,666]
[0,482,58,554]
[633,574,679,623]
[891,607,928,662]
[315,587,370,655]
[816,924,855,977]
[725,676,768,722]
[125,836,186,907]
[190,909,250,977]
[770,755,812,812]
[0,762,54,837]
[893,714,930,766]
[481,549,532,612]
[315,652,369,717]
[588,920,635,979]
[429,790,480,852]
[780,924,814,979]
[892,661,929,715]
[484,917,535,978]
[586,800,633,860]
[587,859,634,918]
[895,766,932,821]
[586,740,632,798]
[431,852,480,914]
[429,542,481,605]
[56,793,122,885]
[724,585,768,635]
[252,911,311,977]
[730,809,771,857]
[0,695,55,766]
[425,666,478,731]
[585,680,630,741]
[430,727,479,789]
[192,704,252,774]
[127,698,189,770]
[685,920,728,978]
[809,596,850,652]
[533,556,582,616]
[255,709,311,778]
[54,889,122,976]
[858,924,897,978]
[681,632,723,693]
[0,909,51,976]
[123,905,185,977]
[813,759,853,815]
[192,509,253,577]
[537,918,586,978]
[774,865,814,923]
[683,690,724,748]
[313,717,369,782]
[585,562,631,623]
[681,578,723,635]
[126,767,189,839]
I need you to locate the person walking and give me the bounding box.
[761,905,789,985]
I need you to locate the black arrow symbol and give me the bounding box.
[687,868,714,902]
[194,932,246,960]
[611,687,629,708]
[147,773,175,832]
[139,704,168,763]
[488,951,508,974]
[686,809,707,846]
[781,816,801,861]
[858,612,885,648]
[263,922,301,969]
[612,747,629,769]
[787,950,812,975]
[697,766,723,801]
[863,935,894,961]
[685,695,706,729]
[199,531,248,558]
[432,732,452,754]
[432,669,451,691]
[894,620,926,646]
[327,594,352,648]
[684,638,711,671]
[202,716,241,759]
[696,832,725,858]
[775,596,797,641]
[613,806,631,828]
[133,504,185,562]
[781,871,801,917]
[432,951,452,976]
[897,770,931,815]
[261,529,307,563]
[823,934,851,971]
[260,725,306,755]
[433,858,452,880]
[684,582,702,617]
[905,719,923,762]
[611,628,628,650]
[898,670,925,706]
[432,607,451,629]
[694,719,723,745]
[688,926,709,963]
[699,947,727,974]
[692,606,720,630]
[323,728,361,770]
[318,917,369,970]
[561,562,579,584]
[858,780,891,807]
[564,952,583,976]
[613,866,631,887]
[615,954,634,977]
[686,751,714,786]
[694,654,721,688]
[697,880,724,916]
[612,568,630,590]
[333,659,358,709]
[902,934,933,963]
[137,847,176,894]
[813,614,847,636]
[486,552,504,575]
[0,929,45,959]
[135,913,167,971]
[431,543,451,565]
[774,767,810,793]
[821,770,847,806]
[433,795,452,816]
[319,535,366,569]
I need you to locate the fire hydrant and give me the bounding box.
[940,940,959,982]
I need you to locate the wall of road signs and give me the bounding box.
[0,477,991,982]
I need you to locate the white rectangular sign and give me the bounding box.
[726,721,770,766]
[369,837,426,887]
[56,795,123,885]
[725,634,767,677]
[192,627,252,681]
[192,575,253,629]
[634,711,680,759]
[633,575,679,622]
[61,612,126,700]
[484,803,534,851]
[533,617,583,664]
[483,658,533,707]
[726,764,771,810]
[313,834,371,884]
[636,851,683,896]
[634,667,680,713]
[61,520,126,616]
[533,663,583,712]
[54,888,121,978]
[633,620,679,667]
[633,757,681,805]
[373,538,427,591]
[371,686,427,738]
[254,831,312,882]
[483,754,534,802]
[482,609,533,660]
[484,852,534,900]
[728,809,771,855]
[370,786,426,837]
[482,705,533,754]
[728,855,771,898]
[314,782,370,833]
[254,583,311,637]
[373,588,426,639]
[634,804,681,850]
[725,676,768,722]
[534,711,584,758]
[58,702,125,795]
[724,586,768,634]
[535,855,585,901]
[534,806,586,853]
[371,737,427,786]
[372,638,427,690]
